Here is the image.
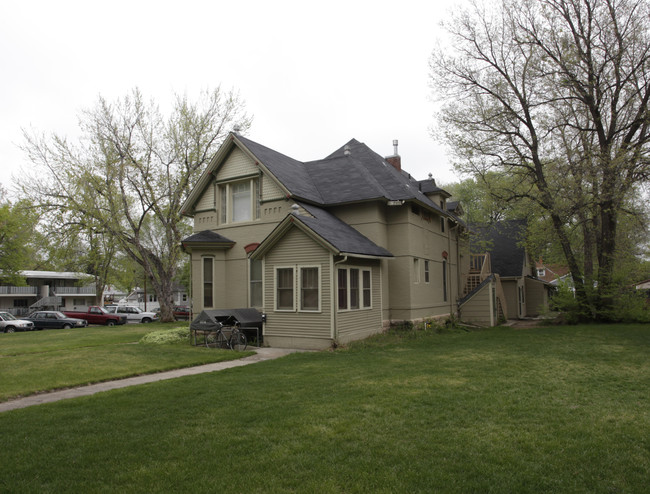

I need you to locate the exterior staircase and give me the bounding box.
[29,296,62,310]
[463,253,491,296]
[460,253,508,324]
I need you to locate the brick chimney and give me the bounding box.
[385,139,401,171]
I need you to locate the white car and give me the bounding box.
[105,306,159,323]
[0,311,35,333]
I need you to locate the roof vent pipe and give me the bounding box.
[344,145,351,156]
[393,139,398,155]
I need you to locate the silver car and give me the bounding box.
[0,312,35,333]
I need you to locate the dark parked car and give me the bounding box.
[25,311,88,330]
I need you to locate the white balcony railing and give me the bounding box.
[54,287,96,295]
[0,286,38,295]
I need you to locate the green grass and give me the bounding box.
[0,323,251,401]
[1,324,649,493]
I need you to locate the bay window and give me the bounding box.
[338,267,372,311]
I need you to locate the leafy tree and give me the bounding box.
[19,87,251,321]
[0,187,40,284]
[431,0,650,320]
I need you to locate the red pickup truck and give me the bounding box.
[62,306,127,326]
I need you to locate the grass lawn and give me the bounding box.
[1,323,649,493]
[0,323,251,401]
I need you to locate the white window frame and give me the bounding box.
[218,177,260,225]
[299,265,321,312]
[202,256,215,309]
[273,265,322,313]
[362,269,372,309]
[337,266,372,312]
[275,266,295,312]
[424,260,430,284]
[249,258,264,308]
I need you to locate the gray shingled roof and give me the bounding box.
[235,135,324,203]
[181,230,235,245]
[295,203,393,258]
[470,220,527,277]
[236,135,449,217]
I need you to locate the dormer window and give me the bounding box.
[219,177,260,224]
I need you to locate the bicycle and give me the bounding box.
[205,323,247,351]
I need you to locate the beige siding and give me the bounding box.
[501,280,519,319]
[525,278,548,316]
[260,201,288,223]
[385,203,460,322]
[336,260,383,343]
[190,249,229,314]
[460,281,494,326]
[195,183,216,211]
[263,227,332,343]
[262,174,285,202]
[312,201,465,325]
[194,211,219,230]
[218,147,257,180]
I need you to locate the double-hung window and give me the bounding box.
[276,267,294,311]
[338,267,372,311]
[300,267,320,311]
[203,257,214,308]
[219,177,260,224]
[250,259,263,308]
[275,265,320,312]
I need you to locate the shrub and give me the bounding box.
[549,281,588,324]
[139,327,190,345]
[550,279,650,324]
[601,290,650,323]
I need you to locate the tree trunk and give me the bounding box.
[596,201,618,319]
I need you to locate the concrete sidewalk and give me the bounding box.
[0,347,302,413]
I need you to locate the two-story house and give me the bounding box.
[180,133,471,349]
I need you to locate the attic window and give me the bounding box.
[219,178,260,225]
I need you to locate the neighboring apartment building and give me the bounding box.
[0,271,96,316]
[181,133,469,349]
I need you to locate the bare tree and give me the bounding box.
[20,87,252,321]
[431,0,650,319]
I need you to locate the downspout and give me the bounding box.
[188,251,193,321]
[447,220,453,316]
[332,255,348,344]
[489,281,495,327]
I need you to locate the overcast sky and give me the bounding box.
[0,0,460,197]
